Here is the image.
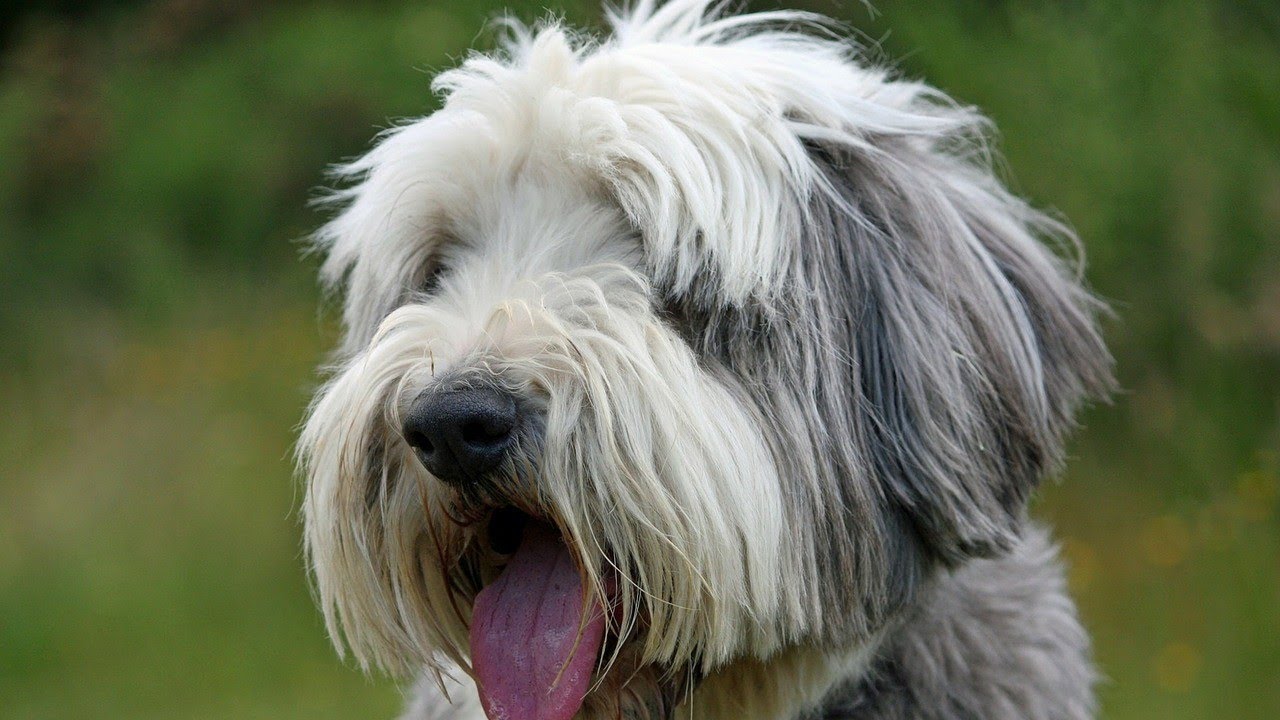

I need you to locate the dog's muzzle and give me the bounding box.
[402,385,519,485]
[401,384,620,720]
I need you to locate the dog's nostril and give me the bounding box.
[405,430,434,455]
[462,420,508,445]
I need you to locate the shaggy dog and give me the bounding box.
[299,2,1114,718]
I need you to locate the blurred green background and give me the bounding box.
[1,0,1276,718]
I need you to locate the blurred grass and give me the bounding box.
[0,1,1277,718]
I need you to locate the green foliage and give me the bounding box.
[1,1,1276,718]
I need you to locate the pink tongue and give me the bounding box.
[471,522,605,720]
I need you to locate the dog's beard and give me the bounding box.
[300,264,791,718]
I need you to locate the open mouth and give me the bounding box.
[470,507,612,720]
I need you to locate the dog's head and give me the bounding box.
[299,2,1113,718]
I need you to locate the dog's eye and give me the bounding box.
[418,261,446,295]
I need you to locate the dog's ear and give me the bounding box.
[803,141,1113,565]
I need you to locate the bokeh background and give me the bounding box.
[1,0,1277,718]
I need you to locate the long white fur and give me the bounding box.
[303,175,794,677]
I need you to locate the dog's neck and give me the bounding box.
[683,527,1094,720]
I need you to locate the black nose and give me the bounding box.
[402,386,518,484]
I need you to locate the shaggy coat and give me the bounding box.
[298,2,1114,718]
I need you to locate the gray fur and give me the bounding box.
[811,527,1095,720]
[665,129,1113,654]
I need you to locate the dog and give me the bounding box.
[298,2,1114,718]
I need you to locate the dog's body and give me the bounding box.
[299,2,1113,719]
